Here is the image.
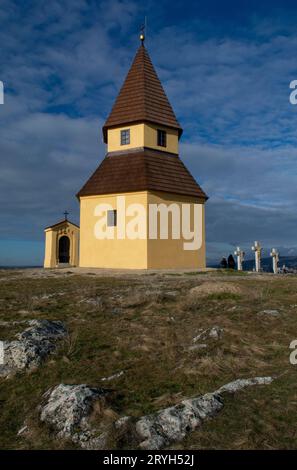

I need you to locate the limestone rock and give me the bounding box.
[188,343,208,351]
[258,309,280,317]
[40,384,109,449]
[37,376,274,450]
[17,319,66,343]
[0,320,67,377]
[135,393,223,449]
[0,320,29,327]
[192,326,223,343]
[17,424,29,436]
[101,371,124,382]
[132,375,274,449]
[79,297,104,309]
[162,291,179,300]
[215,376,273,394]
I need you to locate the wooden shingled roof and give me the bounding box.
[102,44,182,143]
[77,148,207,200]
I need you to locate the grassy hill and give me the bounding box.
[0,268,297,449]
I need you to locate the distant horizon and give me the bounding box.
[2,254,297,269]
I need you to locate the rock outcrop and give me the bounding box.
[0,320,67,377]
[38,376,274,450]
[130,376,274,449]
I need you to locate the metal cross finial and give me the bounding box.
[140,17,147,44]
[64,210,69,221]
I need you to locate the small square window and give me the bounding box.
[121,129,130,145]
[157,129,167,147]
[107,210,117,227]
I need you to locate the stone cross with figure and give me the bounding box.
[270,248,279,274]
[234,247,245,271]
[251,241,262,272]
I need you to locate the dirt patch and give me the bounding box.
[189,282,242,297]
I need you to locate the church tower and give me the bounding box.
[77,38,207,269]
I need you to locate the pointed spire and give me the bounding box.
[102,45,182,143]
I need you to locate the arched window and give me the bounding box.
[58,236,70,263]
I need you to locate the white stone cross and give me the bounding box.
[251,241,262,272]
[270,248,279,274]
[234,246,245,271]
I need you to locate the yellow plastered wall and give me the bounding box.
[107,124,144,152]
[107,123,179,154]
[79,190,206,270]
[144,123,178,154]
[44,222,80,268]
[147,191,206,269]
[44,230,57,268]
[79,192,149,269]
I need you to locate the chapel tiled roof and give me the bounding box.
[44,219,79,230]
[77,148,207,200]
[102,44,182,143]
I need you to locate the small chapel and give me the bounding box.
[44,35,208,270]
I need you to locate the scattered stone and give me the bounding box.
[79,297,104,309]
[209,327,223,339]
[101,371,124,382]
[40,384,110,449]
[163,291,179,300]
[17,424,29,436]
[215,376,273,394]
[0,320,29,327]
[258,309,281,317]
[192,326,223,343]
[130,376,274,449]
[188,343,208,351]
[0,320,67,377]
[189,326,224,350]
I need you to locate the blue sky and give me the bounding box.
[1,0,297,265]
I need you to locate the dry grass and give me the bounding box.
[0,269,297,449]
[189,281,242,296]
